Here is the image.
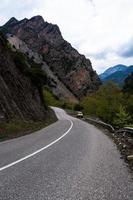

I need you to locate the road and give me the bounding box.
[0,107,132,200]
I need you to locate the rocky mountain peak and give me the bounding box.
[4,17,18,27]
[1,16,101,98]
[30,15,44,22]
[28,15,45,27]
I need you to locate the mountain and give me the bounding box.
[1,16,101,100]
[0,32,47,122]
[123,72,133,94]
[100,64,127,80]
[100,65,133,85]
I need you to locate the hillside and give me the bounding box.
[100,64,127,80]
[1,16,101,99]
[0,32,47,122]
[100,64,133,85]
[123,72,133,94]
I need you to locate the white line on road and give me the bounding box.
[0,119,73,172]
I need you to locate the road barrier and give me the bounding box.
[85,117,115,133]
[116,127,133,136]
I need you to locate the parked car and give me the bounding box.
[76,111,83,118]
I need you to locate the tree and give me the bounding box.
[113,105,131,128]
[81,95,98,117]
[81,82,124,124]
[123,72,133,95]
[73,103,83,111]
[96,82,123,123]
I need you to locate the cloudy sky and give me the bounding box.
[0,0,133,73]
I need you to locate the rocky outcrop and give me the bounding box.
[7,35,78,103]
[2,16,101,98]
[0,33,46,122]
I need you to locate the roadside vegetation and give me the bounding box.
[0,36,57,141]
[44,87,76,110]
[0,32,132,139]
[0,110,57,142]
[81,78,133,129]
[44,74,133,130]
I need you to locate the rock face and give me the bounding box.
[0,33,46,122]
[7,35,78,103]
[2,16,101,98]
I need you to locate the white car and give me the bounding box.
[76,111,83,118]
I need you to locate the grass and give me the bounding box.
[0,109,57,142]
[44,87,76,110]
[44,88,62,107]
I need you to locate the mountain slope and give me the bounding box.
[100,65,133,85]
[100,65,127,80]
[123,72,133,94]
[7,35,78,103]
[1,16,101,99]
[0,32,47,122]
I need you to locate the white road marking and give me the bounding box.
[0,119,73,172]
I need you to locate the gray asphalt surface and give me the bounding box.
[0,107,132,200]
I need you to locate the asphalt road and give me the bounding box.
[0,107,132,200]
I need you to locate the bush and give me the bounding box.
[13,50,29,73]
[113,105,131,128]
[44,88,62,107]
[73,103,83,111]
[81,82,124,124]
[123,72,133,95]
[26,67,47,89]
[0,116,57,141]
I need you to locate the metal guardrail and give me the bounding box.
[85,117,115,133]
[124,127,133,131]
[117,127,133,134]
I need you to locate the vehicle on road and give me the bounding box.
[76,111,83,118]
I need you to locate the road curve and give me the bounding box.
[0,107,132,200]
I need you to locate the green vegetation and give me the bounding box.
[113,105,131,128]
[73,103,83,111]
[13,50,29,73]
[13,51,47,88]
[44,87,62,107]
[44,87,76,110]
[12,50,48,106]
[0,112,57,141]
[123,72,133,94]
[81,81,133,129]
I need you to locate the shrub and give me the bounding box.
[13,50,29,73]
[44,88,62,107]
[81,82,123,124]
[73,103,83,111]
[113,105,131,128]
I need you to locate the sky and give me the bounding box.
[0,0,133,73]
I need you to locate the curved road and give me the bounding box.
[0,107,132,200]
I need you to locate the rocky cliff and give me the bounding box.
[0,32,46,122]
[1,16,101,99]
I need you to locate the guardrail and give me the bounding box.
[116,127,133,135]
[124,127,133,132]
[85,117,115,133]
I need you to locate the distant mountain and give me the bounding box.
[100,65,127,80]
[100,65,133,85]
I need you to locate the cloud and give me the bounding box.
[118,38,133,58]
[87,49,110,60]
[0,0,133,73]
